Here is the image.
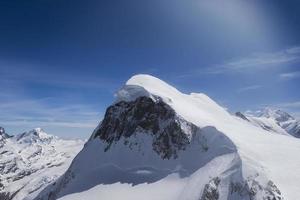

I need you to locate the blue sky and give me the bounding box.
[0,0,300,138]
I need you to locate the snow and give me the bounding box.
[43,74,300,200]
[244,108,300,137]
[258,107,294,122]
[58,153,239,200]
[0,128,84,200]
[51,127,235,200]
[245,116,290,135]
[58,174,186,200]
[115,85,153,103]
[121,74,300,199]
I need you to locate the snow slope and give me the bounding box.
[37,74,300,200]
[0,128,84,200]
[123,75,300,199]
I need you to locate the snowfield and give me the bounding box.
[58,153,240,200]
[36,74,300,200]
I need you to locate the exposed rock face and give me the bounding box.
[0,127,10,139]
[230,179,283,200]
[287,122,300,138]
[198,175,284,200]
[0,191,15,200]
[94,96,194,159]
[0,127,5,135]
[0,127,10,148]
[200,177,221,200]
[235,112,250,122]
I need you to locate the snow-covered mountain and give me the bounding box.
[236,108,300,138]
[35,74,300,200]
[0,127,11,146]
[0,127,84,200]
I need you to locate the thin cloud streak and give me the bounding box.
[176,47,300,78]
[207,46,300,74]
[1,119,97,129]
[237,85,262,93]
[0,62,118,91]
[0,97,102,130]
[279,71,300,80]
[277,101,300,109]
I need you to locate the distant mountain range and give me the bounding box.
[235,108,300,138]
[0,127,84,200]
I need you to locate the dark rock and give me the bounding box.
[0,127,11,140]
[200,177,221,200]
[235,112,250,122]
[0,187,22,200]
[12,169,38,181]
[94,96,194,159]
[0,127,5,135]
[230,179,283,200]
[0,192,12,200]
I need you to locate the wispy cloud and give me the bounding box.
[237,85,262,93]
[279,71,300,80]
[0,62,118,91]
[277,101,300,109]
[207,47,300,74]
[175,46,300,79]
[0,96,102,133]
[0,61,114,137]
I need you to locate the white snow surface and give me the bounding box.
[53,74,300,200]
[59,153,241,200]
[125,75,300,199]
[0,128,84,200]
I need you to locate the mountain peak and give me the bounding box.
[35,75,300,200]
[0,127,5,135]
[16,128,56,144]
[259,107,294,122]
[243,108,300,138]
[121,74,182,102]
[126,74,180,93]
[0,126,10,141]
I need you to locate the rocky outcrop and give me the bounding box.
[0,127,11,138]
[94,96,195,159]
[199,175,283,200]
[288,124,300,137]
[0,127,5,135]
[235,112,250,122]
[0,191,15,200]
[200,177,221,200]
[0,127,10,147]
[230,179,283,200]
